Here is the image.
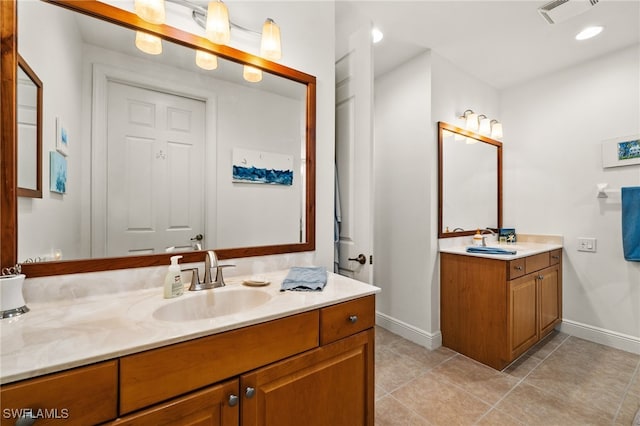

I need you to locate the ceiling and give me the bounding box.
[335,0,640,89]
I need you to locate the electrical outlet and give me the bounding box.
[578,237,597,253]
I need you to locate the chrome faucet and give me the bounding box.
[185,250,235,291]
[480,228,496,246]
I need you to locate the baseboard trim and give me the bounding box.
[559,319,640,355]
[375,311,442,350]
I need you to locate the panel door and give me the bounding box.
[108,379,239,426]
[539,265,560,337]
[509,274,538,358]
[335,25,374,282]
[106,81,205,256]
[241,330,374,426]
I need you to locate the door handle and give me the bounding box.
[190,234,203,241]
[348,254,367,265]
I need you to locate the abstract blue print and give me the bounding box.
[232,148,293,186]
[49,151,67,194]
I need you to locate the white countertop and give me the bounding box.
[440,242,563,260]
[0,270,380,384]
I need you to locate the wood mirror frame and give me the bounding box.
[0,0,316,277]
[437,121,502,239]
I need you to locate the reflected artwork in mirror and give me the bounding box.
[438,121,502,238]
[16,55,43,199]
[0,0,316,277]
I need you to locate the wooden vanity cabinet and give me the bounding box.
[0,295,375,425]
[441,250,562,370]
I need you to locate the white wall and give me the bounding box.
[373,51,500,347]
[502,45,640,349]
[17,0,84,262]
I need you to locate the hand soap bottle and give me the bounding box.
[473,229,483,246]
[164,255,184,299]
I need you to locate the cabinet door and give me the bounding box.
[539,265,560,337]
[509,275,538,358]
[241,329,374,426]
[108,379,239,426]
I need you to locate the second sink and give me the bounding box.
[153,287,273,322]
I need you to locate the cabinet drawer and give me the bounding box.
[508,258,526,280]
[0,361,118,426]
[320,295,375,345]
[119,310,318,414]
[549,249,562,265]
[525,253,550,274]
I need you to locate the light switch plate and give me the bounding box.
[578,237,597,252]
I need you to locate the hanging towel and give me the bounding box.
[466,246,517,255]
[622,186,640,262]
[280,267,327,292]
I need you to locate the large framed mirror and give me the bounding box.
[0,0,316,277]
[16,55,43,199]
[438,121,502,238]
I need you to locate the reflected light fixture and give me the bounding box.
[135,31,163,55]
[243,65,263,83]
[134,0,165,24]
[575,26,603,41]
[206,0,231,45]
[195,50,218,70]
[260,18,282,60]
[490,120,503,139]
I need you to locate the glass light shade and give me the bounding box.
[491,120,503,139]
[206,0,231,45]
[135,31,162,55]
[196,50,218,70]
[478,116,491,135]
[260,18,282,60]
[134,0,165,24]
[243,65,263,83]
[465,112,479,131]
[465,137,478,145]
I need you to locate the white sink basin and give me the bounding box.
[153,287,272,322]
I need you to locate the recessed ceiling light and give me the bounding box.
[372,28,384,44]
[575,26,603,41]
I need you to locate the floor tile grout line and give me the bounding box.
[385,391,436,426]
[611,356,640,424]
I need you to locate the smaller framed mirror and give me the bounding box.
[438,121,502,238]
[16,54,43,198]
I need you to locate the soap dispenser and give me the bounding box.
[164,255,184,299]
[473,229,483,246]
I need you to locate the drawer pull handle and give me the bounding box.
[538,275,544,280]
[514,266,523,271]
[15,413,37,426]
[245,387,256,398]
[551,255,560,259]
[349,315,358,324]
[228,394,239,407]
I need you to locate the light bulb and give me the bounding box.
[196,50,218,70]
[206,0,230,45]
[243,65,262,83]
[135,31,162,55]
[134,0,165,24]
[260,18,282,60]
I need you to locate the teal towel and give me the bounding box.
[622,187,640,262]
[281,267,327,291]
[466,246,517,255]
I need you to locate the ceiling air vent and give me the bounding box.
[538,0,600,24]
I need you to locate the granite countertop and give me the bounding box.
[0,270,380,385]
[439,241,563,260]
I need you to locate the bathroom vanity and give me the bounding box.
[0,271,378,425]
[440,243,562,370]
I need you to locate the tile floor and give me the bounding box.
[375,327,640,425]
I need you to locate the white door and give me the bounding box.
[335,26,374,282]
[106,81,205,256]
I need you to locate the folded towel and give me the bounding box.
[622,187,640,262]
[466,246,517,255]
[280,267,327,292]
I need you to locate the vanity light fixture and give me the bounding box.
[575,26,603,41]
[478,114,491,135]
[135,31,163,55]
[132,0,282,82]
[459,109,479,132]
[490,120,503,140]
[134,0,166,24]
